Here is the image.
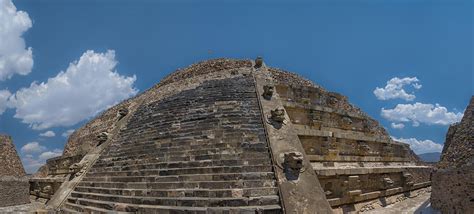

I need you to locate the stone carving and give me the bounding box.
[309,109,322,125]
[262,85,274,99]
[270,108,286,123]
[327,95,338,106]
[283,151,304,181]
[69,161,89,177]
[97,132,110,145]
[382,176,394,189]
[254,56,263,68]
[342,116,353,126]
[402,172,414,187]
[117,108,129,120]
[42,185,53,194]
[357,141,371,155]
[344,176,362,198]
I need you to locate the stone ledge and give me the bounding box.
[328,183,431,207]
[283,101,365,119]
[308,155,410,163]
[314,166,431,176]
[293,124,389,143]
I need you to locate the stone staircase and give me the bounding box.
[60,76,282,213]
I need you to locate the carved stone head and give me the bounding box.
[328,95,338,106]
[117,108,129,119]
[270,108,286,123]
[69,163,82,174]
[254,56,263,68]
[357,141,371,154]
[342,116,353,125]
[263,85,274,98]
[42,185,52,194]
[97,132,109,142]
[284,151,304,171]
[382,177,394,188]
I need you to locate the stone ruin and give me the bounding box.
[431,96,474,213]
[0,134,30,207]
[30,58,432,213]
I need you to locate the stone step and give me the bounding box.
[78,179,276,189]
[62,202,115,214]
[83,172,275,183]
[94,157,269,169]
[70,191,280,207]
[98,152,268,165]
[86,165,273,177]
[74,186,278,198]
[65,198,282,214]
[101,146,270,160]
[106,141,268,156]
[90,157,271,172]
[114,126,261,141]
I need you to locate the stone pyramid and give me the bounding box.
[32,58,431,213]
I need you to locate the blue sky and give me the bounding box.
[0,0,472,173]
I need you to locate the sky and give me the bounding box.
[0,0,472,173]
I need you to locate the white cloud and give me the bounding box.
[21,142,46,154]
[0,0,33,80]
[62,129,75,138]
[391,136,443,154]
[0,89,11,114]
[39,130,55,137]
[38,149,62,160]
[381,102,463,127]
[374,77,421,101]
[8,50,138,130]
[22,148,62,173]
[390,122,405,129]
[22,155,43,174]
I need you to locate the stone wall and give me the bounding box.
[0,176,30,207]
[62,59,253,157]
[0,135,26,177]
[432,96,473,212]
[431,165,474,212]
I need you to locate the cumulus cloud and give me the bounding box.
[0,89,11,114]
[22,154,43,173]
[374,77,421,101]
[0,0,34,80]
[21,142,46,154]
[22,148,62,173]
[8,50,138,130]
[62,129,75,138]
[381,102,463,127]
[392,136,443,154]
[38,149,62,160]
[390,123,405,129]
[39,130,55,137]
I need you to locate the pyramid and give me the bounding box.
[31,58,431,213]
[431,96,473,213]
[0,135,26,177]
[0,135,29,207]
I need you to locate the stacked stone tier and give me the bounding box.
[61,76,281,213]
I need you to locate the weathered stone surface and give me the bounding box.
[0,176,30,207]
[431,96,474,213]
[0,135,25,177]
[0,135,29,207]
